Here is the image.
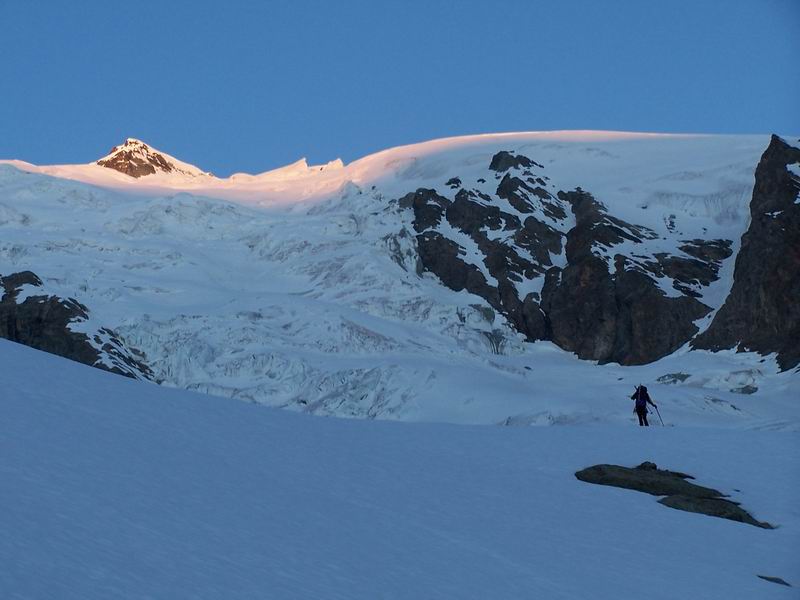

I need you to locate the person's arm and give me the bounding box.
[648,396,657,408]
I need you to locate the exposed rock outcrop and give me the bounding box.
[693,135,800,370]
[400,150,735,365]
[0,271,153,379]
[757,575,792,587]
[642,239,733,298]
[400,176,565,344]
[496,173,565,219]
[489,150,540,173]
[97,138,209,179]
[575,461,773,528]
[541,189,712,365]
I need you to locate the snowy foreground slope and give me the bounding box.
[1,131,798,427]
[1,339,798,599]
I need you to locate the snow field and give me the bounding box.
[1,339,798,599]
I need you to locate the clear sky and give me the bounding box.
[1,0,797,176]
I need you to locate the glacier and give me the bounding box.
[0,132,798,427]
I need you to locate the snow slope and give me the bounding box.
[1,338,797,599]
[0,132,797,427]
[1,131,765,209]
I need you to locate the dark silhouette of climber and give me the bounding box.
[631,385,657,426]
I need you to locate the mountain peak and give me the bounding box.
[122,137,148,147]
[96,139,211,179]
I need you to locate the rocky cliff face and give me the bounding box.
[0,271,153,379]
[540,189,713,365]
[401,150,737,365]
[693,135,800,370]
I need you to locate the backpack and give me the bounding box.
[634,387,649,411]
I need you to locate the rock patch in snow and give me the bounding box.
[757,575,792,587]
[575,461,773,528]
[656,372,691,384]
[0,270,153,379]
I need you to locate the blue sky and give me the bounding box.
[1,0,797,176]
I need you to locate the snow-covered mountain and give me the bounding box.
[1,131,798,427]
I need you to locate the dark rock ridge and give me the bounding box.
[693,135,800,370]
[400,150,731,365]
[575,462,773,528]
[496,173,565,220]
[1,271,153,379]
[400,174,567,343]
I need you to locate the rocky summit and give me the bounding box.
[96,138,210,178]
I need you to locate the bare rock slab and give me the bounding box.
[757,575,792,587]
[575,462,773,529]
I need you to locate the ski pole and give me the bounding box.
[655,405,665,427]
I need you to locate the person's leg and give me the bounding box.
[637,412,645,426]
[643,413,649,426]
